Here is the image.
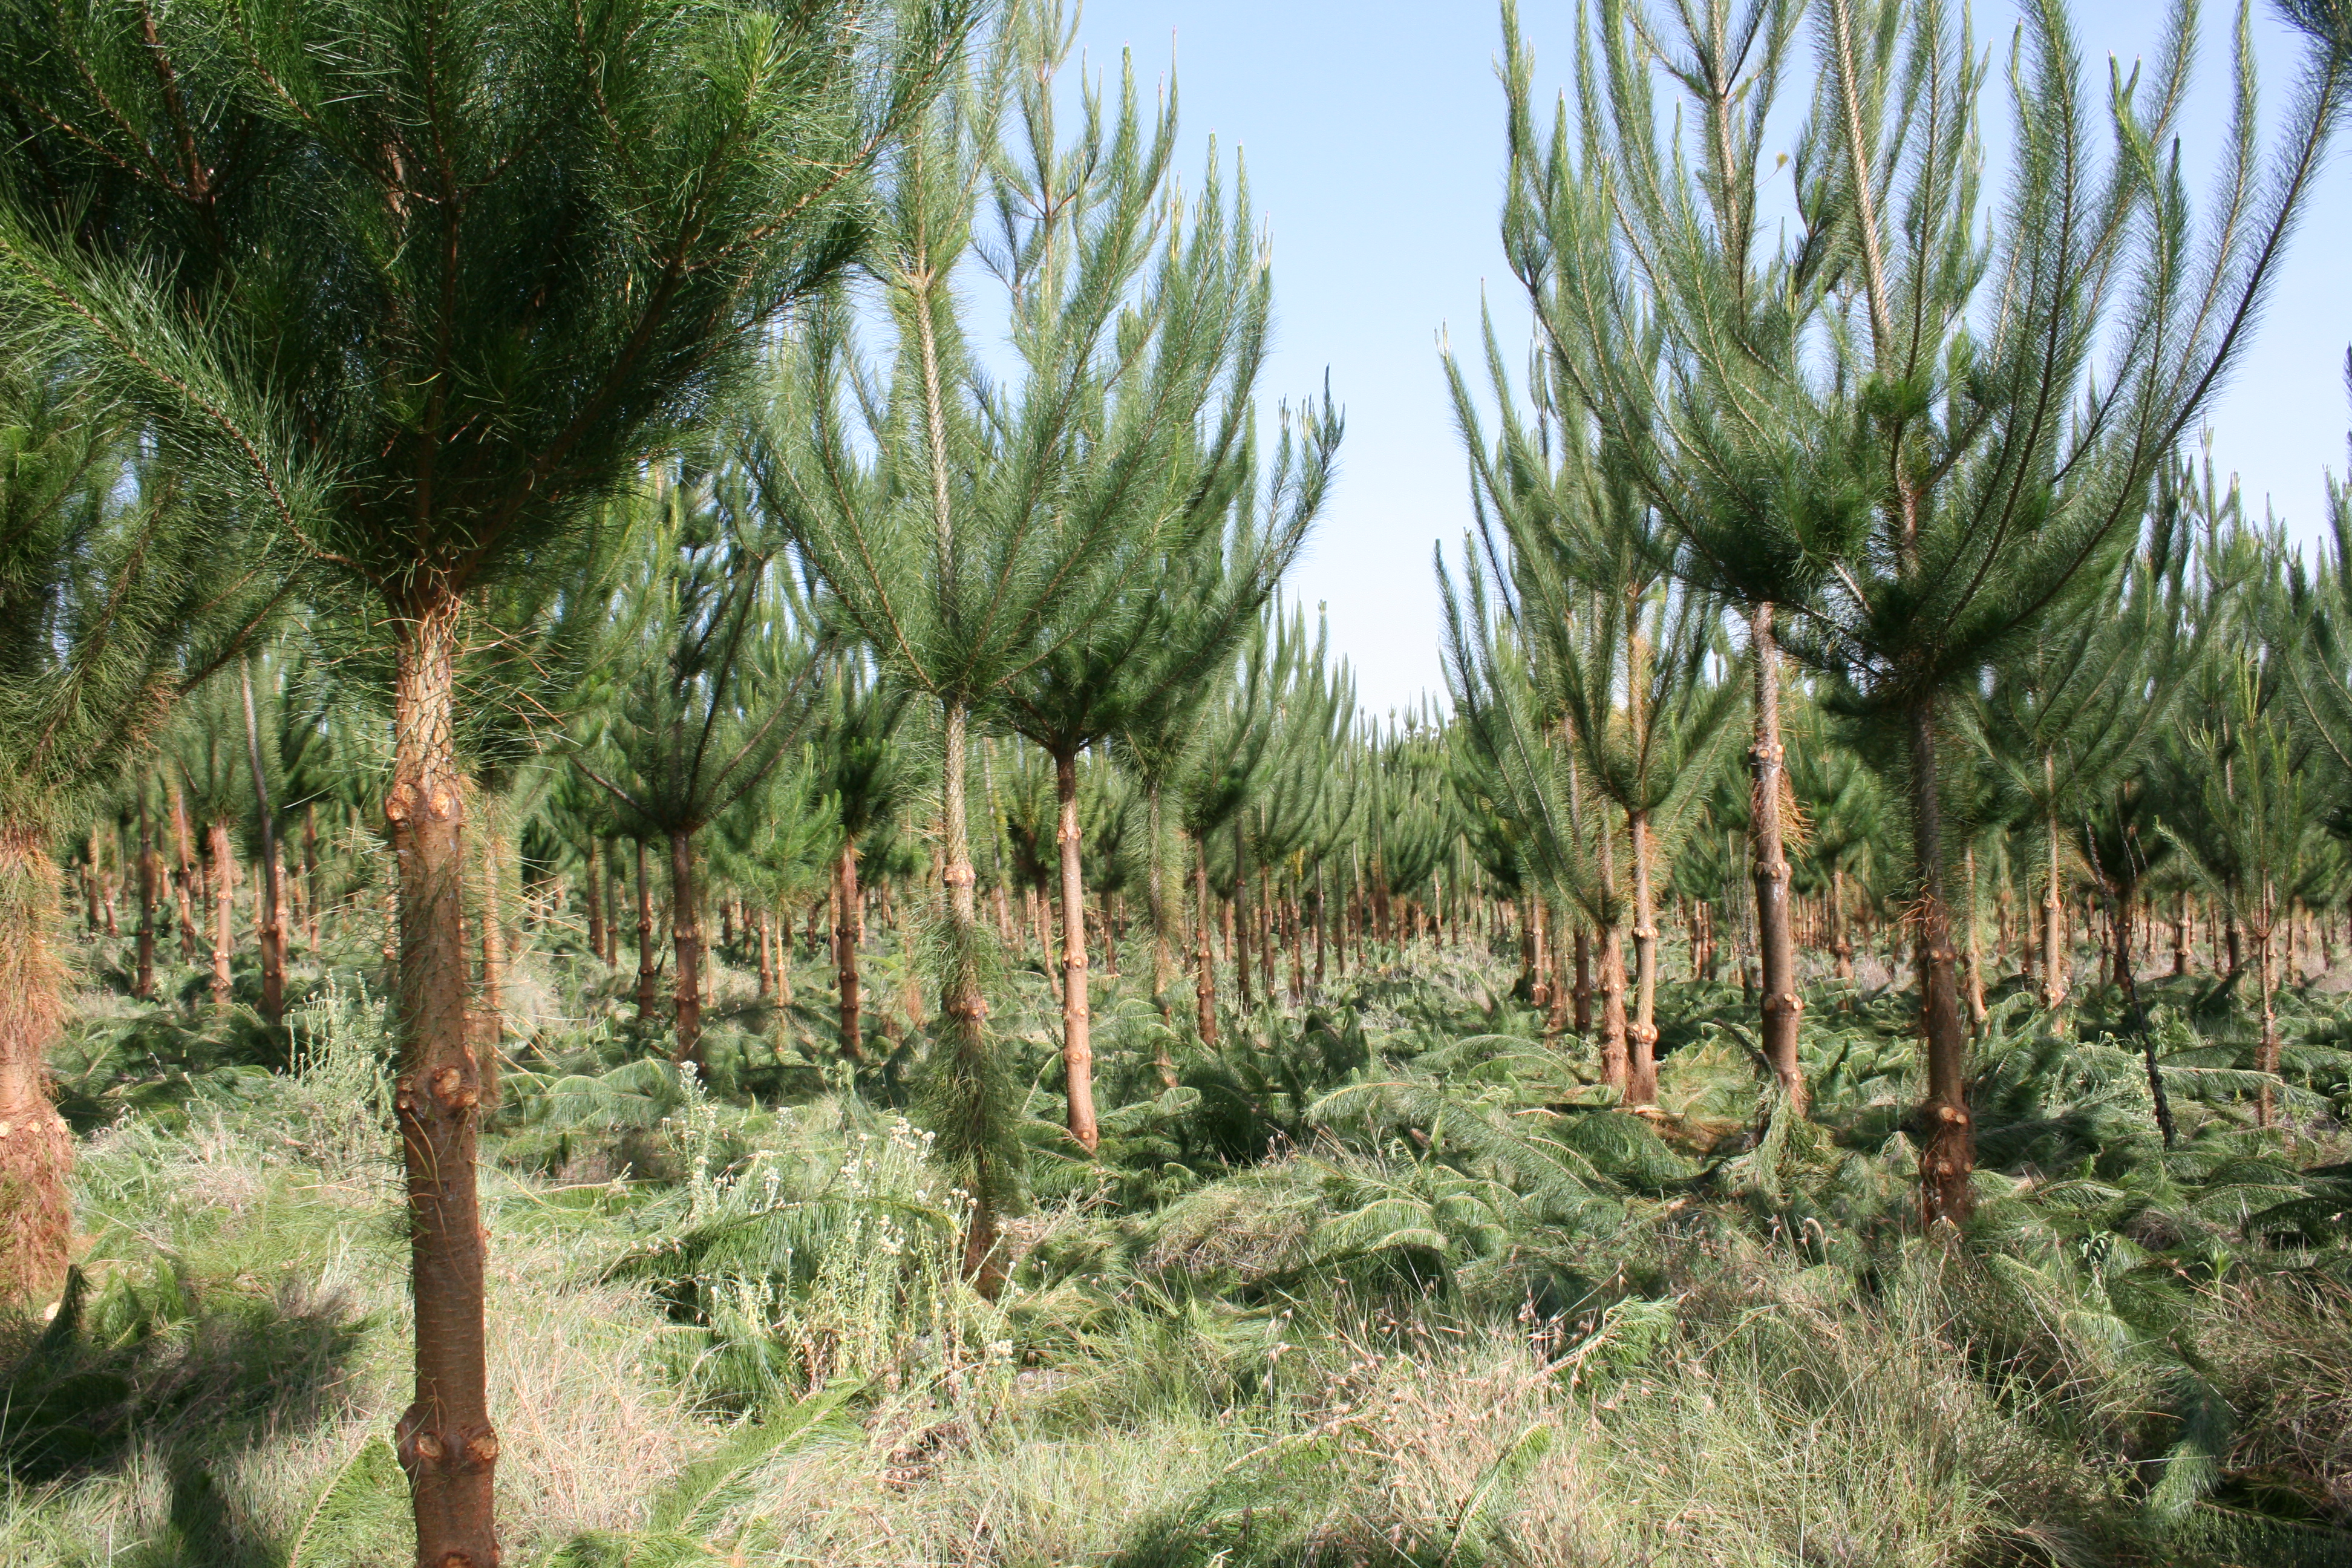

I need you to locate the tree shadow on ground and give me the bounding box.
[1,1263,368,1567]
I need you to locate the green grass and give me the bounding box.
[11,923,2352,1566]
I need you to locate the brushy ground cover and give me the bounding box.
[8,922,2352,1567]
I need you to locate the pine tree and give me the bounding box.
[0,3,969,1557]
[1495,0,2349,1220]
[578,473,821,1069]
[747,0,1288,1270]
[0,353,279,1303]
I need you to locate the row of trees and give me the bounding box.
[9,0,2352,1563]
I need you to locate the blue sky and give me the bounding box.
[1058,0,2352,719]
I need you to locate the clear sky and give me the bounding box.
[1059,1,2352,719]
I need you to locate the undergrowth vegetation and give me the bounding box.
[11,918,2351,1568]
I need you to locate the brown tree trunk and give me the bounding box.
[170,783,200,966]
[939,702,1004,1295]
[1194,834,1218,1048]
[303,804,321,949]
[1748,606,1805,1113]
[756,906,774,1001]
[1598,924,1630,1097]
[1963,846,1988,1028]
[1830,869,1854,982]
[478,815,508,1097]
[584,837,606,968]
[2173,890,2191,976]
[668,829,703,1070]
[1627,812,1661,1108]
[239,659,286,1025]
[1231,821,1253,1011]
[634,841,659,1021]
[383,605,498,1567]
[2039,774,2066,1016]
[206,820,235,1013]
[1572,925,1592,1036]
[0,824,73,1305]
[836,839,863,1062]
[134,777,157,1002]
[1053,751,1097,1152]
[1910,698,1973,1226]
[2255,884,2281,1128]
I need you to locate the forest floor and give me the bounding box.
[8,924,2352,1567]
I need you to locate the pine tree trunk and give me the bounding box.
[240,659,286,1025]
[1194,834,1218,1048]
[1146,786,1174,1026]
[1747,606,1805,1112]
[206,821,235,1013]
[585,837,606,969]
[171,783,200,966]
[635,841,659,1019]
[1258,865,1277,1004]
[1313,869,1328,995]
[383,604,498,1567]
[668,829,703,1070]
[1053,751,1097,1152]
[939,701,1005,1295]
[135,778,157,1002]
[1830,869,1854,982]
[1910,697,1974,1226]
[0,822,73,1304]
[2174,890,2191,976]
[1598,924,1630,1097]
[303,805,321,949]
[1572,925,1592,1036]
[756,906,774,1001]
[603,846,620,970]
[1628,812,1661,1108]
[836,840,863,1061]
[478,817,507,1100]
[1964,846,1988,1028]
[1231,822,1253,1011]
[2256,884,2280,1128]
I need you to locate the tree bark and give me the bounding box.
[584,837,606,969]
[383,604,498,1568]
[170,783,200,966]
[206,820,235,1013]
[1571,925,1592,1036]
[1627,812,1661,1108]
[1910,697,1973,1226]
[1231,820,1253,1011]
[1747,606,1805,1113]
[1053,751,1097,1152]
[134,776,157,1002]
[1963,846,1988,1028]
[239,658,286,1025]
[668,829,703,1070]
[1598,924,1630,1097]
[836,839,863,1062]
[1194,834,1218,1048]
[2039,763,2067,1016]
[939,702,1005,1295]
[477,813,508,1103]
[1830,869,1854,982]
[303,805,321,949]
[0,824,73,1304]
[634,840,659,1021]
[2255,884,2281,1128]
